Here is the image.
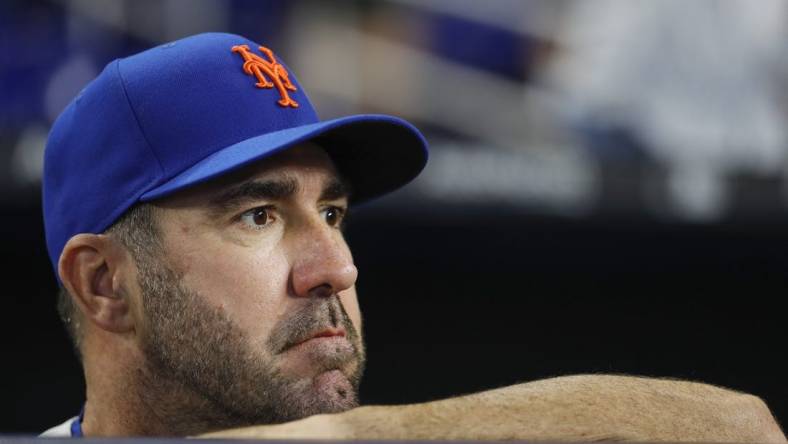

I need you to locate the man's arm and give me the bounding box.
[201,375,786,442]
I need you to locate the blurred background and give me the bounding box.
[2,0,787,434]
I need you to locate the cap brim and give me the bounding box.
[140,114,428,203]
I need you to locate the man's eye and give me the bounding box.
[323,206,346,227]
[240,207,272,229]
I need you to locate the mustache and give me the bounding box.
[267,296,360,354]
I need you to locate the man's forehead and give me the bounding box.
[156,143,344,206]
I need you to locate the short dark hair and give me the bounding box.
[57,203,161,360]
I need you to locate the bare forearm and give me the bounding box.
[201,374,787,442]
[340,375,785,442]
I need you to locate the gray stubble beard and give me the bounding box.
[132,257,366,436]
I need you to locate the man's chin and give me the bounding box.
[311,369,359,409]
[276,368,359,419]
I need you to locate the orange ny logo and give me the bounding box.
[231,44,299,108]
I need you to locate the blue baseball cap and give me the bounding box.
[43,32,428,275]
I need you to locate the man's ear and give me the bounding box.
[58,234,135,334]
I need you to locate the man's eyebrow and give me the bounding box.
[209,178,299,211]
[207,176,351,213]
[320,178,352,202]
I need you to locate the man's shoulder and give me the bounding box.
[39,417,76,437]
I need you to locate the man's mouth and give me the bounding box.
[286,327,347,350]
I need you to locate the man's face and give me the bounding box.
[131,143,365,428]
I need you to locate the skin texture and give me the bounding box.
[58,143,787,440]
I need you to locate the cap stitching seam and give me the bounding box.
[114,59,166,178]
[83,60,164,233]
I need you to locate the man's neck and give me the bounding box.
[80,335,232,437]
[81,363,241,436]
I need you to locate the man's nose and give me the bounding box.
[289,223,358,298]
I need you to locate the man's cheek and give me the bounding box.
[186,256,286,327]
